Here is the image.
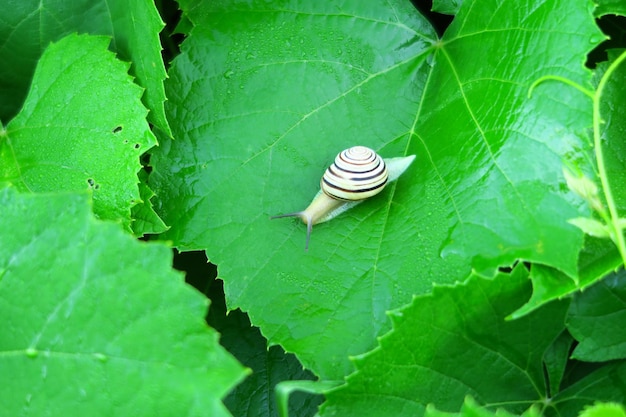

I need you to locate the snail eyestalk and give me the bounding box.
[270,194,343,250]
[270,211,313,250]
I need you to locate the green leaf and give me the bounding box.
[319,265,570,416]
[0,33,156,230]
[563,169,604,214]
[431,0,462,15]
[208,279,324,417]
[511,264,579,319]
[131,169,169,236]
[106,0,171,135]
[578,234,623,282]
[513,234,623,320]
[595,0,626,17]
[151,0,467,379]
[275,380,341,417]
[434,0,600,277]
[542,331,574,396]
[150,0,602,379]
[424,397,541,417]
[0,0,170,135]
[568,218,611,238]
[177,250,323,417]
[578,402,626,417]
[0,188,248,416]
[567,270,626,362]
[598,48,626,258]
[549,361,626,416]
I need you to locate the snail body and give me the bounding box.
[272,146,415,249]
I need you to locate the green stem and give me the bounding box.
[593,50,626,266]
[527,75,594,99]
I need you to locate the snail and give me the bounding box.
[271,146,415,250]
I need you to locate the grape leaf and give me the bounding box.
[150,0,464,379]
[599,48,626,246]
[595,0,626,17]
[431,0,461,15]
[216,310,322,417]
[200,258,323,417]
[320,265,569,416]
[578,235,623,282]
[0,188,247,416]
[542,330,574,396]
[0,33,156,230]
[149,0,601,379]
[567,270,626,362]
[132,169,169,236]
[547,361,626,417]
[106,0,171,135]
[516,48,626,318]
[0,0,170,135]
[176,251,322,417]
[424,397,540,417]
[513,236,623,319]
[511,265,579,319]
[431,0,599,276]
[568,217,611,239]
[578,402,626,417]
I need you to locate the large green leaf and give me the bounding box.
[320,266,570,416]
[0,0,170,135]
[149,0,601,379]
[0,188,247,416]
[431,0,599,276]
[0,34,155,230]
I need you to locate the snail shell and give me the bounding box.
[272,146,415,250]
[322,146,388,200]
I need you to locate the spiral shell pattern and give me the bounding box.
[321,146,389,201]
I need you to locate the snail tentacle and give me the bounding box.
[271,192,343,250]
[270,211,313,250]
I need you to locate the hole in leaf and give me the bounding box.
[94,184,100,190]
[134,143,140,149]
[113,126,123,133]
[586,15,626,68]
[87,178,95,187]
